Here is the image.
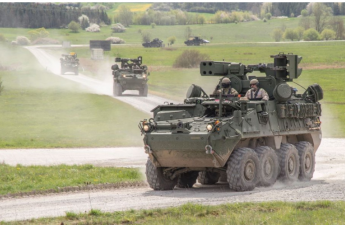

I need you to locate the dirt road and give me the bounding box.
[1,138,344,221]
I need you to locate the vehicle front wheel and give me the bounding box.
[255,146,279,187]
[113,82,122,96]
[146,158,177,190]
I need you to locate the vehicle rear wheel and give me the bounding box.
[140,84,148,97]
[145,158,177,190]
[278,143,300,182]
[255,146,279,187]
[227,148,261,191]
[197,171,220,185]
[295,141,315,181]
[113,82,122,96]
[176,171,199,188]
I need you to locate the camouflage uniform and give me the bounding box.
[245,88,269,100]
[213,87,238,95]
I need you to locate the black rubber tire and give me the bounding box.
[277,143,300,182]
[142,84,148,97]
[145,158,177,190]
[176,171,199,188]
[218,171,228,183]
[295,141,315,181]
[226,147,261,192]
[197,171,220,185]
[254,146,279,187]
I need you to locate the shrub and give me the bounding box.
[263,18,267,22]
[86,24,100,32]
[173,50,210,68]
[272,29,283,42]
[68,21,80,33]
[168,36,176,45]
[15,36,30,45]
[301,9,308,17]
[284,28,298,41]
[151,23,156,28]
[303,28,320,41]
[295,26,305,40]
[27,28,49,41]
[106,37,125,44]
[265,13,272,20]
[111,23,126,33]
[321,29,336,40]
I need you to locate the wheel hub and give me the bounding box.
[305,153,312,172]
[264,158,273,177]
[244,160,255,181]
[288,156,295,173]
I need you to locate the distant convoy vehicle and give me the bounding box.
[142,38,164,48]
[139,53,323,192]
[184,36,209,46]
[111,56,149,97]
[60,52,79,75]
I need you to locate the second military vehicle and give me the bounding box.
[184,37,209,46]
[60,52,79,75]
[142,38,163,48]
[111,56,149,97]
[139,53,322,192]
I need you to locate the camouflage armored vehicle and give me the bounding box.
[139,53,322,191]
[111,56,149,97]
[184,36,209,46]
[60,52,79,75]
[142,38,163,48]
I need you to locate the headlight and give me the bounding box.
[143,124,150,132]
[142,74,146,78]
[122,74,126,78]
[206,124,213,131]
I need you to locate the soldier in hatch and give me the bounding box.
[245,79,269,100]
[213,77,238,96]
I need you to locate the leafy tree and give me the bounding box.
[284,28,298,41]
[299,16,311,30]
[168,36,176,45]
[312,3,332,33]
[295,26,304,40]
[265,13,272,20]
[272,29,283,42]
[68,21,81,33]
[116,5,133,27]
[321,29,336,40]
[78,14,90,29]
[303,28,320,41]
[301,9,308,17]
[141,30,151,43]
[329,17,345,40]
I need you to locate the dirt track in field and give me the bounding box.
[0,46,344,222]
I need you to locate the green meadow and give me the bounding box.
[2,201,344,225]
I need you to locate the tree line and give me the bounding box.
[0,3,111,29]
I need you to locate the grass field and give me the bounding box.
[3,16,345,45]
[0,43,149,148]
[0,164,142,195]
[2,201,344,225]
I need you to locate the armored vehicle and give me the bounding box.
[139,53,322,192]
[111,56,149,97]
[142,38,163,48]
[60,52,79,75]
[184,37,209,46]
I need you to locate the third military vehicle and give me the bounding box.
[111,56,149,97]
[142,38,163,48]
[139,53,322,192]
[184,36,209,46]
[60,52,79,75]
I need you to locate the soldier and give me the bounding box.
[245,79,269,100]
[213,77,239,96]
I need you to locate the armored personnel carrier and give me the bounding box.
[142,38,163,48]
[184,37,209,46]
[111,56,149,97]
[139,53,322,191]
[60,52,79,75]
